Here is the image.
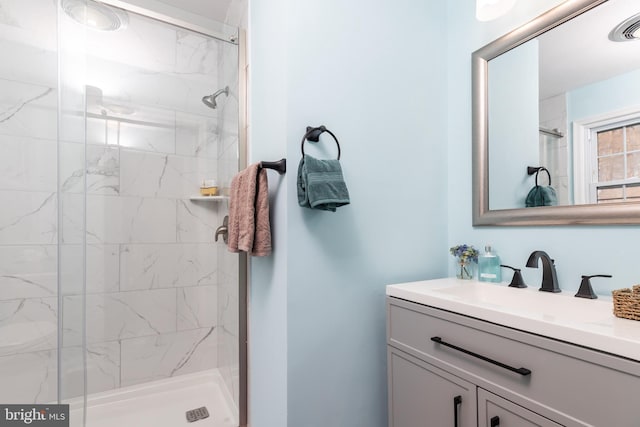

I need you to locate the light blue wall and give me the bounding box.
[250,0,448,426]
[447,0,640,295]
[250,0,640,426]
[488,40,539,210]
[248,0,289,425]
[568,68,640,122]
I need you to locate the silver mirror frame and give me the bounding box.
[471,0,640,226]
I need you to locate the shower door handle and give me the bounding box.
[215,215,229,244]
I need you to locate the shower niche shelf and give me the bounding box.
[189,195,229,202]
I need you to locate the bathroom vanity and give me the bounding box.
[386,279,640,427]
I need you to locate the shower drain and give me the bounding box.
[185,406,210,423]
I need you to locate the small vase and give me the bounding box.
[456,260,475,280]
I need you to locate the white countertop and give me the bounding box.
[386,278,640,362]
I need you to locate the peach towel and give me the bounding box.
[227,163,272,256]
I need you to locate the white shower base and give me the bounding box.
[68,369,237,427]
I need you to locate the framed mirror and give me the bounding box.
[472,0,640,225]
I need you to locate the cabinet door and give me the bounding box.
[388,349,476,427]
[478,388,563,427]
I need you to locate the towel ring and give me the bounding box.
[301,125,341,160]
[527,166,551,186]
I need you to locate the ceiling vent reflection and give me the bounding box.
[609,12,640,42]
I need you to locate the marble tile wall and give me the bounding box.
[0,0,59,403]
[61,64,225,394]
[0,2,236,403]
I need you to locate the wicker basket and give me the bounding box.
[612,285,640,321]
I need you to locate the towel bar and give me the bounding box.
[301,125,341,160]
[527,166,551,186]
[259,159,287,175]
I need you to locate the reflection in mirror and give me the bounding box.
[488,0,640,210]
[473,0,640,225]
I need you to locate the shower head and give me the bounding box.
[202,86,229,109]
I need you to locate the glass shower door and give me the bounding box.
[56,1,242,426]
[0,2,242,426]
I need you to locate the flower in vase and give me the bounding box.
[450,244,478,280]
[449,244,479,264]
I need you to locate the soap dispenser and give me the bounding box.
[478,245,502,283]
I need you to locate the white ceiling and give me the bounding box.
[538,0,640,99]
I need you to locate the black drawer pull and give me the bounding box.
[454,395,462,427]
[431,336,532,376]
[490,415,500,426]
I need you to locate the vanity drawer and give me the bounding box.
[387,297,640,427]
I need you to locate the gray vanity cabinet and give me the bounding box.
[388,349,477,427]
[478,389,561,427]
[387,296,640,427]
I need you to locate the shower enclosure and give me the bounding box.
[539,128,568,205]
[0,1,246,426]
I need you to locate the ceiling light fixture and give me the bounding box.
[476,0,517,22]
[609,12,640,42]
[60,0,129,31]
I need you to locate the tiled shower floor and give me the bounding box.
[68,370,237,427]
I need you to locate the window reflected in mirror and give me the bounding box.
[593,122,640,204]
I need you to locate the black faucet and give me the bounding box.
[575,274,612,299]
[500,264,527,288]
[526,251,560,293]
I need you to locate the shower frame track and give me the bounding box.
[96,0,239,44]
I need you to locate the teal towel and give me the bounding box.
[297,154,350,212]
[525,185,557,207]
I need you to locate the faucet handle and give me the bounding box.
[500,265,527,288]
[575,274,612,299]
